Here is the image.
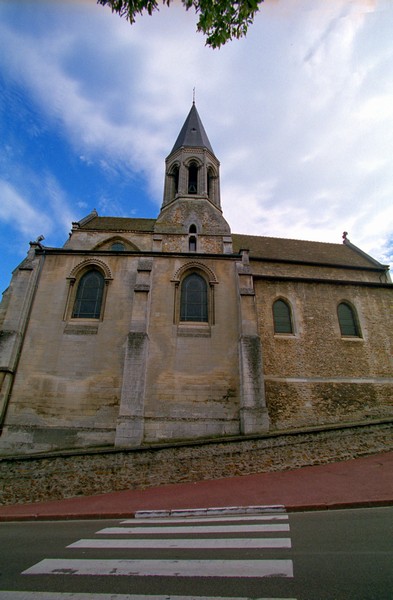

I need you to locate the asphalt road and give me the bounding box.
[290,506,393,599]
[0,506,391,599]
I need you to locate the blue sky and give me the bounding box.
[0,0,392,294]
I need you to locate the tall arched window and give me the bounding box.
[273,299,293,334]
[189,236,197,251]
[189,224,197,251]
[72,269,105,319]
[207,167,214,200]
[188,162,198,194]
[337,302,361,337]
[180,273,208,322]
[172,165,179,195]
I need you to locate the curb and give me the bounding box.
[285,499,393,512]
[134,505,286,518]
[0,499,392,522]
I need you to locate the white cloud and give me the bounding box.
[0,180,52,237]
[0,171,76,250]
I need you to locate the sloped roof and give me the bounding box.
[170,103,214,155]
[79,217,156,232]
[232,233,384,269]
[77,216,385,270]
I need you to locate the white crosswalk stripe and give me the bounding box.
[13,507,297,599]
[97,524,290,534]
[68,537,291,549]
[22,557,294,578]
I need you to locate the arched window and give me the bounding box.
[189,224,197,251]
[110,242,125,251]
[188,162,198,194]
[72,270,105,319]
[273,299,293,334]
[172,165,179,195]
[207,167,214,199]
[180,273,208,322]
[337,302,361,337]
[189,236,197,251]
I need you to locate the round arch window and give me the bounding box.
[72,269,105,319]
[180,273,208,322]
[110,242,125,251]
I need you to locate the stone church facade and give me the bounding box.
[0,104,392,455]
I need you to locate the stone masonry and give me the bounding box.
[0,420,391,505]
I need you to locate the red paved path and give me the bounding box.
[1,451,392,520]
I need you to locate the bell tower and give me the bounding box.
[155,103,232,251]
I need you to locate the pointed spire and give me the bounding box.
[170,103,214,155]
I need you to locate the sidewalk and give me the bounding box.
[0,451,392,521]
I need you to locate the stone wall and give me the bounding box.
[1,419,391,505]
[256,280,393,430]
[142,256,241,443]
[265,381,392,430]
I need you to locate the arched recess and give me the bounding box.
[172,262,218,325]
[64,259,113,321]
[188,161,198,194]
[185,157,202,195]
[172,262,218,286]
[171,163,180,197]
[110,242,126,251]
[163,161,181,205]
[68,259,113,282]
[207,165,218,203]
[337,301,362,337]
[93,237,140,252]
[188,224,197,252]
[272,298,294,334]
[180,273,208,322]
[72,270,105,319]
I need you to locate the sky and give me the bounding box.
[0,0,392,294]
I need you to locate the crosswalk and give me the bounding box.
[23,557,293,579]
[2,506,297,600]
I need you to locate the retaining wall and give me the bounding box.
[1,419,392,505]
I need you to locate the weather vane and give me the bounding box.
[193,87,196,104]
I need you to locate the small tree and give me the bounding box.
[97,0,263,48]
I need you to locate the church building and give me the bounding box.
[0,104,392,455]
